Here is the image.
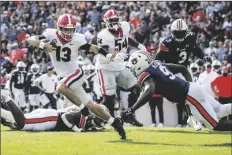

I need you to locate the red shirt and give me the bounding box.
[211,75,232,98]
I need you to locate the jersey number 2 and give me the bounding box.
[56,46,71,62]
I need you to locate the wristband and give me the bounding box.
[98,47,108,57]
[39,42,45,49]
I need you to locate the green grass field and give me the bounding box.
[1,126,231,155]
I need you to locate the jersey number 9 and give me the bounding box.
[159,65,175,80]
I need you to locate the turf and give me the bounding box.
[1,126,231,155]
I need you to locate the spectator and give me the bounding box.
[197,62,219,98]
[205,41,217,56]
[211,66,232,119]
[217,41,228,62]
[35,67,58,109]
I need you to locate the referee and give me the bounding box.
[35,66,58,109]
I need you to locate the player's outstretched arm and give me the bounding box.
[130,78,155,112]
[79,43,117,60]
[128,37,147,51]
[165,64,192,82]
[26,35,55,53]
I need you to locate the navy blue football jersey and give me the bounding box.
[156,32,199,67]
[137,61,189,103]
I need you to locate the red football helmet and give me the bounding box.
[57,14,77,41]
[103,9,122,31]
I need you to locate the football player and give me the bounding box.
[1,95,106,132]
[155,19,212,127]
[212,60,222,75]
[27,14,126,139]
[156,18,211,67]
[122,51,232,131]
[96,9,145,126]
[190,63,200,82]
[9,61,27,112]
[25,64,41,112]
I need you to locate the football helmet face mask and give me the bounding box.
[57,14,77,41]
[30,64,40,74]
[128,50,153,76]
[103,9,122,31]
[190,63,199,75]
[16,61,26,72]
[170,19,188,42]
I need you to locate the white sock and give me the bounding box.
[114,110,120,118]
[1,108,15,123]
[107,117,115,125]
[217,104,232,118]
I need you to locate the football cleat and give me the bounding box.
[111,118,126,140]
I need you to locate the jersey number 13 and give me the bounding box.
[56,46,71,62]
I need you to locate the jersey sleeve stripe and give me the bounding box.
[138,72,150,85]
[25,116,58,124]
[159,43,169,51]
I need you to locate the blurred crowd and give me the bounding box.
[1,2,232,124]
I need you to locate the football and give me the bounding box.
[41,39,57,48]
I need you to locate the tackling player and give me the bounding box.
[123,51,232,131]
[96,9,145,126]
[27,14,126,139]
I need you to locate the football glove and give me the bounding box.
[122,108,143,127]
[113,53,128,61]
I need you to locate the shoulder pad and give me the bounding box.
[186,32,196,45]
[137,71,151,85]
[97,29,113,45]
[42,28,57,40]
[120,21,130,36]
[159,37,172,52]
[72,33,87,46]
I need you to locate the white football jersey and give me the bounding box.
[42,28,87,77]
[96,21,130,71]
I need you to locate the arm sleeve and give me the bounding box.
[188,33,205,59]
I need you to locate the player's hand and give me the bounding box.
[122,108,143,127]
[113,53,128,61]
[203,56,212,64]
[106,51,118,61]
[43,42,56,53]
